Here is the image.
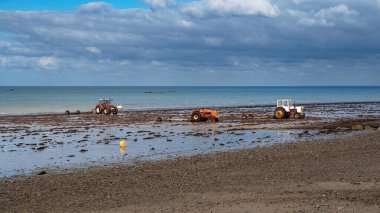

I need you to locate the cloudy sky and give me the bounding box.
[0,0,379,86]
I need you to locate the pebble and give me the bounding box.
[37,171,47,175]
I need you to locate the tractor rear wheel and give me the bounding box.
[104,108,111,115]
[112,108,118,115]
[274,107,286,119]
[95,106,102,115]
[191,112,202,122]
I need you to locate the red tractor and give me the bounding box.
[95,99,118,115]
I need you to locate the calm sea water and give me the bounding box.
[1,86,380,115]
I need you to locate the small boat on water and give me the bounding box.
[9,88,15,91]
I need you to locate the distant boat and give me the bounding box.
[9,88,15,91]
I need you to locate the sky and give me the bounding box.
[0,0,379,86]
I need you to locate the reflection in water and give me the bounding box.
[120,146,126,154]
[119,140,127,154]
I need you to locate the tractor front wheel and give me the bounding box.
[294,113,301,119]
[112,108,118,115]
[274,107,286,119]
[191,112,202,122]
[104,108,111,115]
[95,106,102,115]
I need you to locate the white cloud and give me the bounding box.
[315,4,358,17]
[177,19,194,28]
[120,60,131,65]
[181,0,279,17]
[39,57,57,69]
[79,2,112,13]
[86,46,101,54]
[151,60,162,66]
[289,4,358,27]
[144,0,176,9]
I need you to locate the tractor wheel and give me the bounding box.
[104,108,111,115]
[112,108,118,115]
[191,112,202,122]
[95,106,102,115]
[214,118,220,122]
[274,107,286,119]
[301,114,306,119]
[294,113,301,119]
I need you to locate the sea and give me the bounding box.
[1,86,380,115]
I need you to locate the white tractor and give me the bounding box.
[274,99,305,119]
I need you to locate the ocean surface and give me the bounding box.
[1,86,380,115]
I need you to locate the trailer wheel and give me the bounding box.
[95,106,102,115]
[274,107,286,119]
[104,108,111,115]
[191,112,202,122]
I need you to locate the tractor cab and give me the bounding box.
[277,99,295,111]
[99,99,111,105]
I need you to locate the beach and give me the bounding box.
[0,126,379,212]
[0,101,380,211]
[1,0,380,211]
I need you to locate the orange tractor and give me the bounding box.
[191,109,219,122]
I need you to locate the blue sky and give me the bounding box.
[0,0,380,86]
[0,0,146,10]
[0,0,194,10]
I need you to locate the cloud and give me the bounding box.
[86,46,101,54]
[39,57,58,69]
[181,0,279,17]
[315,4,358,17]
[289,4,358,27]
[0,1,380,85]
[144,0,176,9]
[177,19,194,28]
[78,2,112,13]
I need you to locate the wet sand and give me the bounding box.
[1,102,380,212]
[1,130,380,212]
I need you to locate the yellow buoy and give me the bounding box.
[119,140,127,147]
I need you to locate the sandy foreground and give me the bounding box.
[1,102,380,212]
[0,130,379,212]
